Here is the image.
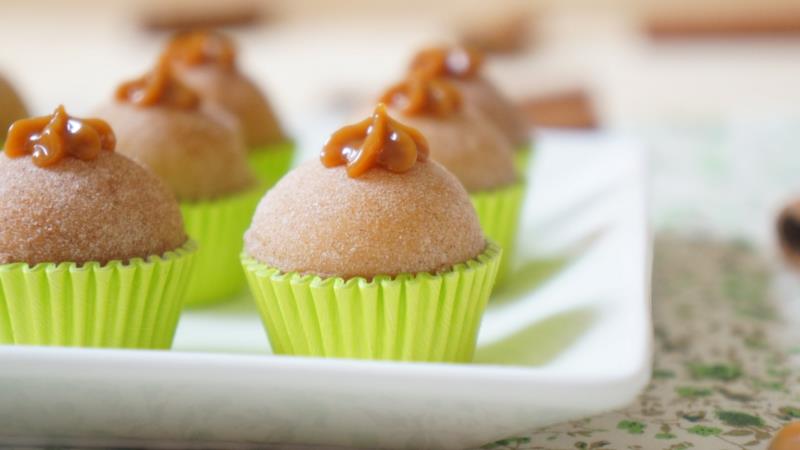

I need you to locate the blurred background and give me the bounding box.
[5,0,800,251]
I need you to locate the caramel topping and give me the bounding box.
[380,73,462,117]
[115,55,200,109]
[770,422,800,450]
[409,46,484,79]
[4,105,115,167]
[166,30,237,70]
[321,103,428,178]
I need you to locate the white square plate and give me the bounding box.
[0,131,652,450]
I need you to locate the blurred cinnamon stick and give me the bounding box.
[518,90,598,130]
[140,3,266,32]
[459,13,534,55]
[647,9,800,39]
[777,200,800,268]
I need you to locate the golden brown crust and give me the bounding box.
[0,152,186,266]
[94,101,254,201]
[0,76,28,142]
[174,65,285,149]
[388,104,517,192]
[453,77,529,147]
[244,160,485,279]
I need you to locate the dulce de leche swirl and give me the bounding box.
[116,55,200,109]
[166,30,236,70]
[321,103,429,178]
[4,105,115,167]
[409,46,484,79]
[380,72,462,117]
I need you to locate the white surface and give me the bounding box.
[0,132,652,449]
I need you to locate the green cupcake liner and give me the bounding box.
[514,142,535,175]
[470,182,526,286]
[180,186,263,306]
[0,241,197,348]
[242,243,502,362]
[247,141,295,188]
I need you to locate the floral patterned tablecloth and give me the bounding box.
[481,119,800,450]
[482,236,799,450]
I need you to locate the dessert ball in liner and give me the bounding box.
[409,46,533,173]
[0,106,196,348]
[95,56,260,306]
[242,104,501,362]
[381,73,524,284]
[166,30,294,186]
[0,74,28,144]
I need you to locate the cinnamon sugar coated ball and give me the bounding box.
[244,160,486,279]
[453,77,529,147]
[0,152,186,265]
[388,104,517,192]
[0,76,28,142]
[175,66,286,149]
[94,102,255,201]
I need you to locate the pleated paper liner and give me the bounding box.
[470,182,525,286]
[180,185,263,306]
[247,140,295,187]
[0,241,197,348]
[242,243,501,362]
[514,142,534,176]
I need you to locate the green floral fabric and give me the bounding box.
[481,236,800,450]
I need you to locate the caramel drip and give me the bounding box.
[409,46,484,79]
[321,103,428,178]
[380,73,462,117]
[4,105,115,167]
[115,55,200,109]
[769,422,800,450]
[166,30,237,70]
